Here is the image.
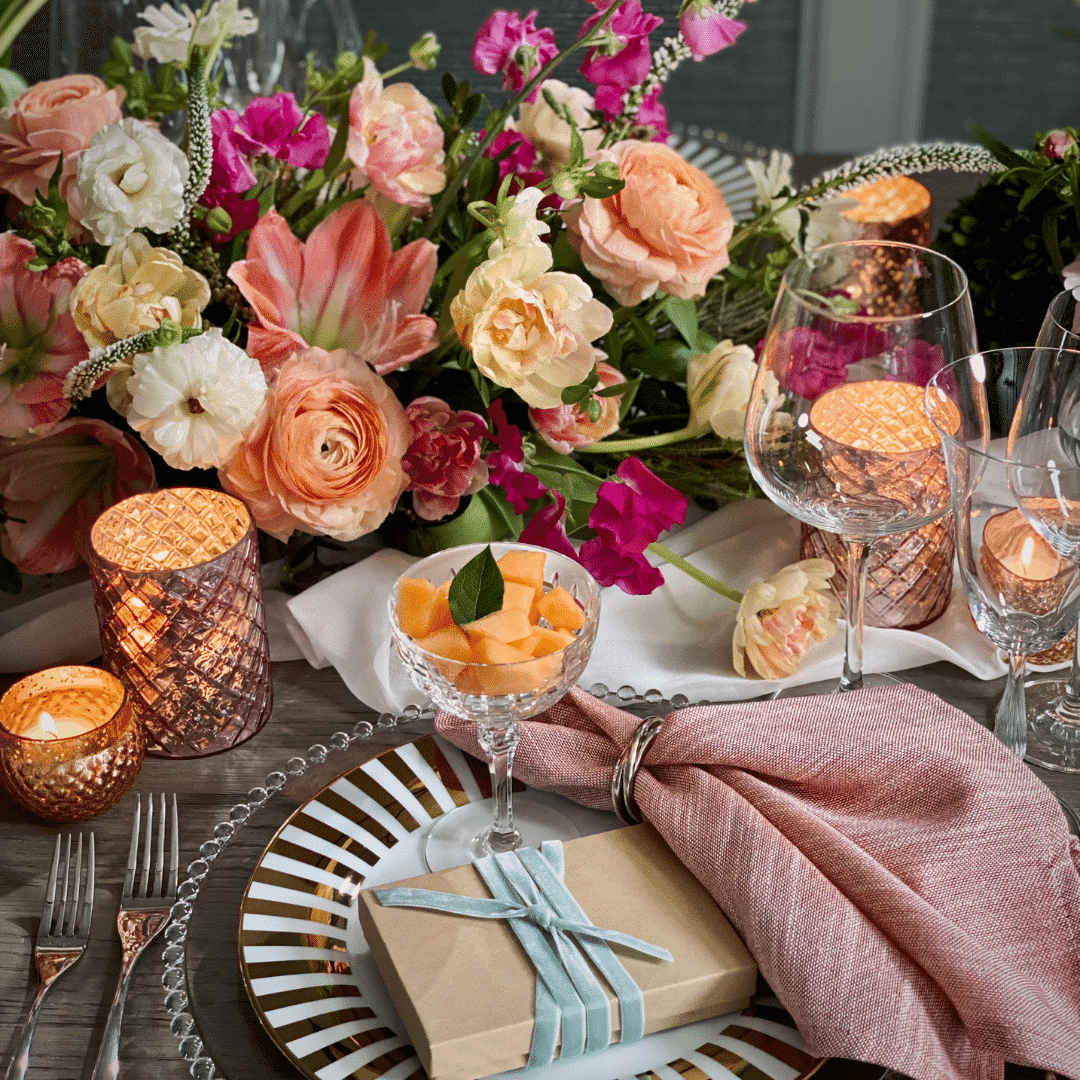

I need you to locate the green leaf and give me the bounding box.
[626,339,690,382]
[448,545,505,625]
[662,296,698,347]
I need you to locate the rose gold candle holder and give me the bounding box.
[0,666,144,822]
[87,487,272,758]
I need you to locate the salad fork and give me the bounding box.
[91,794,179,1080]
[5,833,95,1080]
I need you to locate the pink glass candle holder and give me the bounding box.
[87,487,273,758]
[0,666,144,822]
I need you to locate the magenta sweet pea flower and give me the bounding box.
[485,399,548,512]
[578,0,663,94]
[519,489,578,559]
[483,130,548,193]
[632,86,669,140]
[579,539,663,594]
[403,397,489,521]
[233,92,330,170]
[200,108,260,240]
[776,323,893,400]
[472,10,558,96]
[678,0,746,61]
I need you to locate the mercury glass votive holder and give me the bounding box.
[0,666,144,822]
[87,487,273,758]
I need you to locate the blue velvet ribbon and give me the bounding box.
[374,841,673,1067]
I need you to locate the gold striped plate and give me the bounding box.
[238,734,825,1080]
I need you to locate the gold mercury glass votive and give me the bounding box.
[0,666,144,822]
[87,487,273,758]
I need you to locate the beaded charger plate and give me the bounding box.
[231,728,825,1080]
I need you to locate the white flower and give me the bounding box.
[124,329,268,470]
[76,118,189,245]
[515,79,603,175]
[487,187,549,259]
[1063,255,1080,299]
[133,1,258,64]
[686,339,758,439]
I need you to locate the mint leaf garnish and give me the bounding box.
[448,546,504,626]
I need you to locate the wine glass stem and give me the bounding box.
[478,719,521,853]
[840,538,871,692]
[1052,634,1080,725]
[995,651,1028,758]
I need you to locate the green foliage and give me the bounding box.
[448,545,504,624]
[102,38,187,121]
[15,157,100,269]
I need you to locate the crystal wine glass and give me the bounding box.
[389,542,601,871]
[744,240,977,691]
[926,349,1080,757]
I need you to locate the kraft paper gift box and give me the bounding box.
[356,823,758,1080]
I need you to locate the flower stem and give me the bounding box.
[575,425,700,453]
[647,542,743,603]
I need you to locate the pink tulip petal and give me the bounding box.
[227,209,305,332]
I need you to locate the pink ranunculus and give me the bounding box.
[1044,129,1077,161]
[578,0,663,95]
[0,74,125,222]
[233,92,330,170]
[220,347,412,542]
[200,108,260,241]
[0,417,156,575]
[347,59,446,212]
[485,398,548,512]
[227,199,439,377]
[678,0,746,61]
[529,359,626,453]
[631,86,669,141]
[0,234,89,439]
[562,139,734,306]
[472,9,559,95]
[403,396,490,521]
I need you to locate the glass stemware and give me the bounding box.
[744,240,978,691]
[388,542,601,871]
[926,349,1080,758]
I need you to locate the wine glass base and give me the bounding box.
[768,671,902,700]
[1023,675,1080,774]
[421,792,581,872]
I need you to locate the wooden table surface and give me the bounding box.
[0,657,1077,1080]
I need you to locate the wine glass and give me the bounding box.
[743,240,978,691]
[388,542,601,872]
[926,349,1080,757]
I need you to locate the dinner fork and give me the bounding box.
[5,833,95,1080]
[90,794,179,1080]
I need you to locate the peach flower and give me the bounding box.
[0,75,125,221]
[529,358,626,453]
[220,347,411,541]
[346,58,446,212]
[562,139,734,306]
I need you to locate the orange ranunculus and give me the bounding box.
[562,139,734,307]
[0,75,125,221]
[219,347,412,542]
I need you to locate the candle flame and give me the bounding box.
[38,711,59,739]
[1021,534,1035,571]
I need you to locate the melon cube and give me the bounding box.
[415,625,473,664]
[496,550,547,591]
[429,579,454,634]
[464,608,533,645]
[474,653,561,695]
[521,625,576,657]
[472,638,534,665]
[535,586,585,631]
[396,576,442,639]
[500,579,540,614]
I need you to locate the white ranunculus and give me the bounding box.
[77,118,189,245]
[133,1,258,64]
[686,339,758,439]
[125,329,268,470]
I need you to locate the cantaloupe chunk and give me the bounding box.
[429,578,454,634]
[519,625,576,657]
[415,625,473,664]
[500,579,540,613]
[535,586,585,631]
[473,652,561,695]
[471,638,534,665]
[396,576,442,639]
[496,550,547,591]
[464,608,533,644]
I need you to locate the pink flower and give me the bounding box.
[0,234,89,439]
[529,359,625,453]
[234,92,330,170]
[200,108,259,241]
[1044,130,1077,161]
[774,324,891,400]
[472,10,558,96]
[520,488,577,559]
[484,130,548,194]
[347,59,446,211]
[227,199,439,378]
[220,347,412,541]
[631,86,669,140]
[0,417,155,575]
[678,0,746,61]
[578,0,663,95]
[403,397,490,521]
[0,74,125,221]
[485,399,547,512]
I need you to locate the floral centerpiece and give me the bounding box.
[0,0,1003,676]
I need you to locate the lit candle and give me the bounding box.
[980,508,1072,615]
[0,666,144,822]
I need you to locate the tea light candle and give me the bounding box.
[0,666,145,822]
[980,508,1072,615]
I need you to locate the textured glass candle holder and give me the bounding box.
[87,488,272,758]
[0,666,144,822]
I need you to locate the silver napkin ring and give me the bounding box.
[611,716,664,824]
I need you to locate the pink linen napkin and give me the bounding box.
[435,684,1080,1080]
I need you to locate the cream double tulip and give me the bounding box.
[686,339,758,439]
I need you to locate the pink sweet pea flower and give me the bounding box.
[578,0,663,94]
[520,488,577,559]
[484,130,548,192]
[473,10,558,96]
[200,108,260,241]
[485,399,548,512]
[0,234,89,439]
[678,0,746,61]
[233,92,330,170]
[227,199,439,377]
[0,416,156,575]
[632,86,669,140]
[403,397,490,521]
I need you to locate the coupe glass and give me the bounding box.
[744,240,977,691]
[389,542,601,871]
[926,350,1080,757]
